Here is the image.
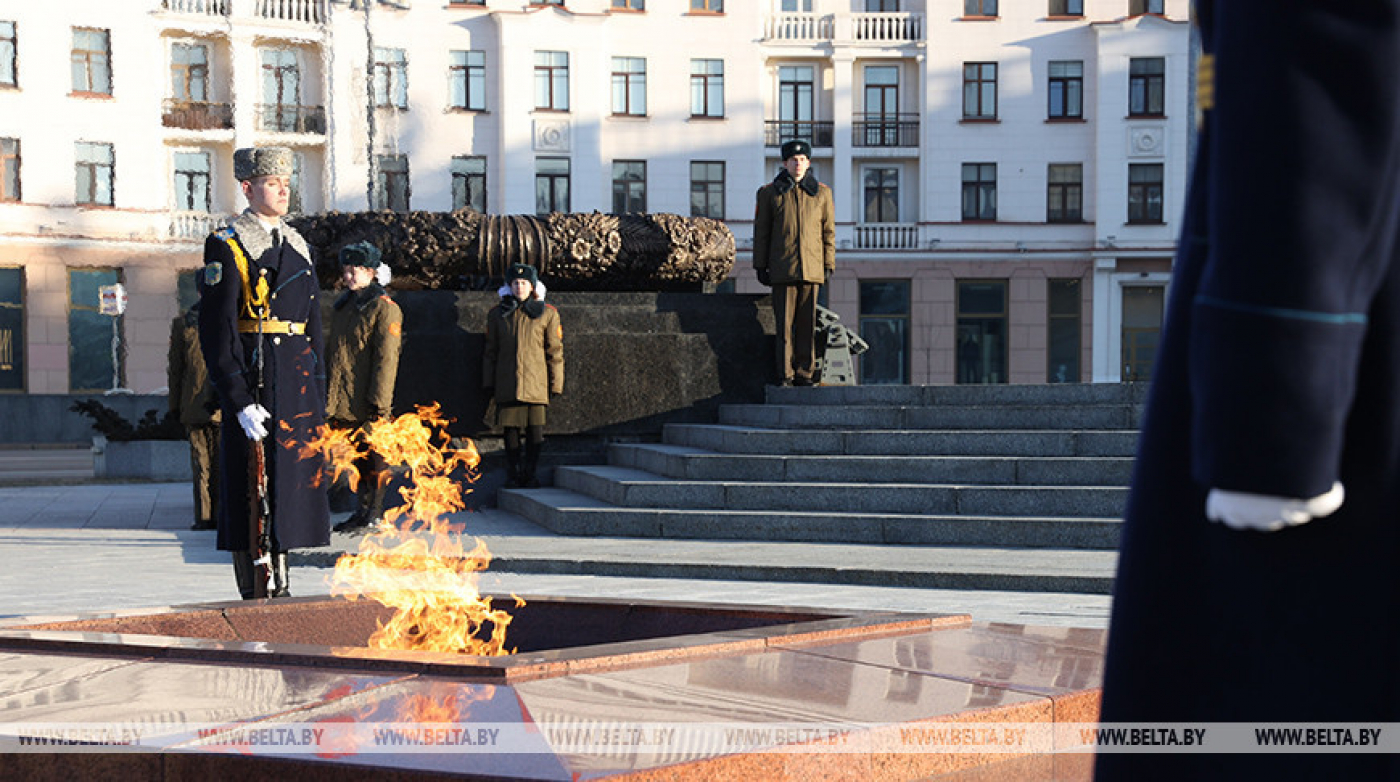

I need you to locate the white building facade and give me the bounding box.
[0,0,1191,396]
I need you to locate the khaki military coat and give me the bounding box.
[325,283,403,423]
[752,172,836,285]
[167,309,221,426]
[483,299,564,406]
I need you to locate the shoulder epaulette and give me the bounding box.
[215,227,235,239]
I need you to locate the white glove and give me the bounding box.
[236,404,272,442]
[1205,482,1344,532]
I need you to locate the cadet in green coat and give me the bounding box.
[483,263,563,487]
[168,301,222,531]
[325,241,402,533]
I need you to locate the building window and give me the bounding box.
[690,59,724,118]
[1130,0,1164,14]
[964,0,997,16]
[1,21,17,88]
[68,268,122,393]
[1128,163,1164,223]
[452,155,486,212]
[612,160,646,214]
[75,142,114,206]
[611,57,646,116]
[690,0,722,11]
[612,0,644,8]
[1048,60,1082,119]
[860,281,909,385]
[171,42,208,103]
[778,65,813,135]
[1047,279,1081,383]
[1049,0,1083,14]
[287,151,304,214]
[373,47,408,109]
[1122,285,1164,381]
[71,28,111,96]
[866,0,898,10]
[377,154,409,212]
[1129,57,1165,116]
[260,48,307,132]
[0,267,22,391]
[961,163,996,221]
[449,50,485,111]
[784,0,814,9]
[962,63,996,119]
[690,161,724,219]
[863,168,898,223]
[534,51,569,111]
[957,280,1007,385]
[536,157,570,215]
[173,151,211,213]
[0,138,18,202]
[1047,163,1083,223]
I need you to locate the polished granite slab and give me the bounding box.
[0,596,1104,781]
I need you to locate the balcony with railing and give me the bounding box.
[257,103,326,134]
[160,0,326,24]
[852,223,920,250]
[764,120,834,148]
[162,100,235,131]
[763,11,924,44]
[169,211,224,240]
[852,114,920,148]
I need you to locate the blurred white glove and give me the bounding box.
[236,404,271,442]
[1205,482,1344,532]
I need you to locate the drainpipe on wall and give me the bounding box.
[364,0,377,209]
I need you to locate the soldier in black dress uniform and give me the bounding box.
[1099,3,1400,779]
[198,146,329,599]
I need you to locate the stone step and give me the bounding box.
[719,403,1143,431]
[499,487,1122,548]
[608,443,1135,487]
[552,465,1128,518]
[764,382,1150,407]
[476,532,1119,594]
[664,424,1139,457]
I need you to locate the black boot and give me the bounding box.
[504,442,523,488]
[522,439,542,489]
[270,552,290,598]
[232,552,256,600]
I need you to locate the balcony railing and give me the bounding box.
[162,100,234,131]
[257,103,326,134]
[161,0,326,24]
[161,0,230,15]
[762,12,924,43]
[169,211,222,240]
[852,114,920,147]
[764,120,834,148]
[853,12,923,42]
[853,223,919,250]
[764,14,834,42]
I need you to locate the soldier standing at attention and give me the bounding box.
[168,300,221,531]
[752,139,835,387]
[483,263,563,488]
[326,241,403,535]
[199,146,329,599]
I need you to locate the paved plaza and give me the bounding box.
[0,464,1111,628]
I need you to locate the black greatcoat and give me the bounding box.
[199,211,330,552]
[1099,3,1400,779]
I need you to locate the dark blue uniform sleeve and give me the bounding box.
[1189,2,1400,497]
[198,234,255,414]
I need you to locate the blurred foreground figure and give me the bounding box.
[1099,3,1400,778]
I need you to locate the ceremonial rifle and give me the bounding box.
[247,269,273,599]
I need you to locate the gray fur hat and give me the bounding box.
[234,146,293,181]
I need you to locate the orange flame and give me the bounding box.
[298,403,521,657]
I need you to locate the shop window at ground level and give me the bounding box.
[859,280,909,385]
[1048,278,1081,383]
[1121,285,1164,382]
[69,268,122,393]
[957,280,1007,384]
[0,267,22,391]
